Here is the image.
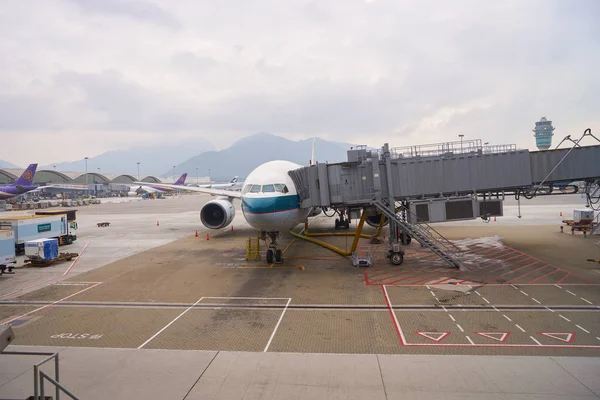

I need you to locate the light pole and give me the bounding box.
[97,167,100,184]
[208,168,211,183]
[137,162,140,181]
[196,167,199,184]
[84,157,89,193]
[458,134,464,152]
[172,165,176,182]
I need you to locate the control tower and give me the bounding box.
[533,117,555,150]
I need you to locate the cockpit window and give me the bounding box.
[262,184,275,193]
[281,184,289,193]
[249,185,261,193]
[274,184,282,192]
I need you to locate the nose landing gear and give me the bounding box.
[263,231,284,264]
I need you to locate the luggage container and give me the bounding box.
[25,238,59,261]
[0,230,16,275]
[574,209,594,224]
[0,214,77,254]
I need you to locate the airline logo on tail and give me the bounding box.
[231,176,238,183]
[15,164,38,186]
[174,173,187,185]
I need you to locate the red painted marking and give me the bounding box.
[63,241,90,276]
[481,261,541,284]
[369,272,414,284]
[538,332,575,343]
[526,269,561,284]
[416,331,450,342]
[0,277,56,300]
[380,272,430,284]
[382,286,405,345]
[429,276,461,285]
[408,272,460,286]
[505,264,550,284]
[556,273,571,285]
[475,332,510,342]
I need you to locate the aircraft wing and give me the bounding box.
[133,182,242,199]
[36,184,89,191]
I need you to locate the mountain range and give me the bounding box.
[42,139,215,177]
[0,160,19,169]
[172,133,355,181]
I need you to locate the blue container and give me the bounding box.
[25,238,59,260]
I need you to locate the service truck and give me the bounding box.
[0,230,16,275]
[0,214,77,254]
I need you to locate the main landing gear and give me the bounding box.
[262,231,283,264]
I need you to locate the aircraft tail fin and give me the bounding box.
[14,164,37,186]
[231,176,239,183]
[174,173,187,185]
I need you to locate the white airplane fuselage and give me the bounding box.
[240,160,310,233]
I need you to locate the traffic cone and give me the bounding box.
[206,233,209,240]
[560,211,563,217]
[156,221,159,226]
[560,226,563,233]
[493,216,496,222]
[231,225,234,231]
[195,230,198,237]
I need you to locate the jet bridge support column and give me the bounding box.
[382,143,404,264]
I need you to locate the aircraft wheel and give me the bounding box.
[266,249,274,264]
[390,252,404,265]
[275,249,283,263]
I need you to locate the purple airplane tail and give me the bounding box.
[174,173,187,185]
[14,164,37,186]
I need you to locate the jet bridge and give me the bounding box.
[289,134,600,268]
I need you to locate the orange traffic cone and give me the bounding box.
[560,211,563,217]
[231,225,234,231]
[195,230,198,237]
[156,221,159,226]
[493,216,497,222]
[206,233,210,240]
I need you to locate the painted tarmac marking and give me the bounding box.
[559,315,571,322]
[581,298,593,305]
[515,324,526,333]
[510,285,518,290]
[530,336,542,346]
[449,314,456,322]
[492,306,500,312]
[503,315,512,322]
[429,290,436,297]
[138,296,205,349]
[474,291,481,296]
[416,332,450,342]
[519,290,529,297]
[456,324,464,333]
[63,241,90,276]
[545,306,555,313]
[1,282,102,325]
[555,284,563,289]
[482,297,490,304]
[475,332,509,342]
[566,290,577,296]
[264,298,292,352]
[532,298,541,304]
[576,325,590,334]
[538,332,575,343]
[466,336,474,345]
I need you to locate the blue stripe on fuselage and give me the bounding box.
[242,195,299,214]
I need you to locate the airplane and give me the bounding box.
[191,176,241,190]
[128,173,188,196]
[0,164,105,200]
[136,160,334,263]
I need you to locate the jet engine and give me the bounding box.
[127,191,138,197]
[200,199,236,229]
[365,214,388,228]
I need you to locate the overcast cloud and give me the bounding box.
[1,0,599,165]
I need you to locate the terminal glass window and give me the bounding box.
[262,184,275,193]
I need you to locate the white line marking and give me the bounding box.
[482,297,490,304]
[441,306,447,312]
[555,284,562,289]
[559,314,571,322]
[565,290,577,296]
[429,290,436,297]
[510,284,518,290]
[492,306,500,312]
[515,324,526,333]
[426,285,430,289]
[466,336,474,345]
[449,314,456,322]
[63,241,90,276]
[581,298,593,305]
[138,296,205,349]
[576,325,590,334]
[264,298,292,352]
[468,285,473,289]
[2,283,102,324]
[202,297,291,300]
[530,336,542,346]
[474,291,481,296]
[545,306,555,313]
[596,337,600,341]
[434,297,440,302]
[520,290,529,297]
[503,314,512,322]
[532,298,541,304]
[456,324,464,332]
[383,285,407,344]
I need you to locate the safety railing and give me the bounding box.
[391,139,517,159]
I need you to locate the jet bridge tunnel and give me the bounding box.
[289,138,600,268]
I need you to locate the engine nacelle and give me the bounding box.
[200,199,236,229]
[308,207,322,217]
[127,191,138,197]
[365,214,388,228]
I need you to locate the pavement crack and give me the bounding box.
[376,354,389,400]
[183,351,219,400]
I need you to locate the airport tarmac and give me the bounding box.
[0,194,599,398]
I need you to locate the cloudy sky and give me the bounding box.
[1,0,599,165]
